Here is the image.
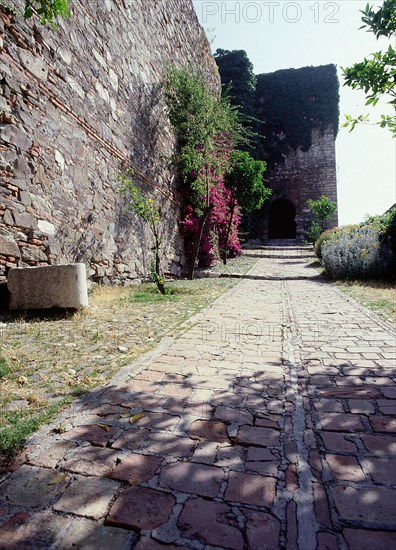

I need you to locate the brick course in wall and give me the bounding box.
[0,0,220,285]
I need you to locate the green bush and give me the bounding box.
[363,206,396,252]
[321,222,395,279]
[307,221,322,244]
[314,226,352,259]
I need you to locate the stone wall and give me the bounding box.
[259,128,338,241]
[0,0,219,284]
[254,64,339,242]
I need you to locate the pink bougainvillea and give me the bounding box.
[179,134,242,268]
[204,177,241,265]
[180,178,242,268]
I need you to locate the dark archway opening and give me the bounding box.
[268,199,296,239]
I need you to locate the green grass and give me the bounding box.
[0,357,9,379]
[335,280,396,323]
[129,284,193,303]
[91,330,102,342]
[0,355,74,465]
[69,385,90,397]
[368,299,396,319]
[371,299,391,308]
[0,399,70,466]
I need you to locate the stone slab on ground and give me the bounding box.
[105,486,176,531]
[7,263,88,309]
[53,476,120,520]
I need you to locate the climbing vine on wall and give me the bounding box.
[255,64,340,165]
[163,65,249,278]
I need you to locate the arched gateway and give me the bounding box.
[268,199,296,239]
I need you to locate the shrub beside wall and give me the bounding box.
[319,208,396,279]
[314,226,345,259]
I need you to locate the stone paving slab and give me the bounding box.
[0,247,395,549]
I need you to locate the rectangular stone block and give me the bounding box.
[0,239,21,258]
[7,263,88,309]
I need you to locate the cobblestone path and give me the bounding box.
[0,247,395,549]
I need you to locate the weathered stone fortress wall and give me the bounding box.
[259,128,338,241]
[254,65,339,241]
[0,0,219,284]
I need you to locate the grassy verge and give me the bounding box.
[0,356,9,379]
[335,280,396,324]
[0,399,72,459]
[0,273,248,466]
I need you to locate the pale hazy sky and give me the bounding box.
[192,0,396,225]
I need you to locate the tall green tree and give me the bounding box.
[342,0,396,136]
[223,151,271,264]
[214,49,256,117]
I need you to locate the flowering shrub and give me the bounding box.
[164,65,252,278]
[314,226,347,259]
[180,179,242,267]
[204,178,241,265]
[364,207,396,253]
[179,205,200,264]
[321,223,395,279]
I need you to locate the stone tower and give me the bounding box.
[254,64,339,242]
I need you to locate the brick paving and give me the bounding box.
[0,246,395,549]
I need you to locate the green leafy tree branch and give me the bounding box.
[342,0,396,136]
[0,0,70,27]
[223,151,271,264]
[359,0,396,38]
[24,0,70,26]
